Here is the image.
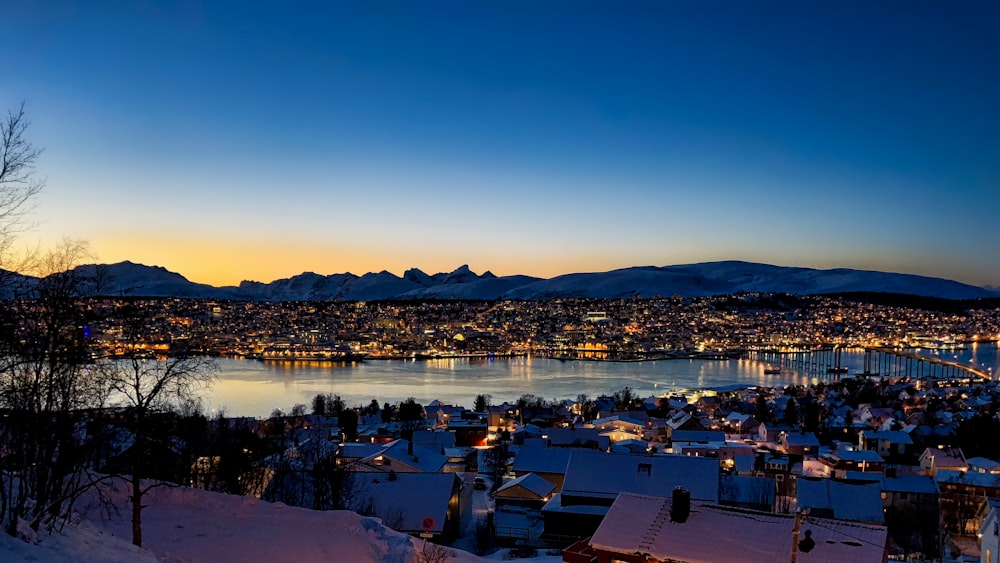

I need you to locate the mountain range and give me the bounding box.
[6,260,995,301]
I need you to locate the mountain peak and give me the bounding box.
[43,260,995,301]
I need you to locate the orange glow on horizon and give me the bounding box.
[86,235,637,287]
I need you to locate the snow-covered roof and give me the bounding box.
[725,412,751,424]
[967,456,1000,473]
[797,478,884,523]
[496,472,556,499]
[339,442,392,460]
[920,446,967,467]
[381,440,447,472]
[589,492,888,563]
[672,430,725,443]
[840,471,882,482]
[937,469,1000,489]
[562,450,719,502]
[545,426,603,447]
[412,429,456,451]
[783,432,820,447]
[827,449,884,463]
[512,444,573,475]
[540,493,610,516]
[346,473,459,534]
[881,474,939,495]
[592,415,645,428]
[861,430,912,444]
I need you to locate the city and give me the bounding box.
[5,289,998,561]
[84,294,1000,365]
[5,2,1000,562]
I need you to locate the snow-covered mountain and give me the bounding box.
[10,260,997,301]
[506,261,998,300]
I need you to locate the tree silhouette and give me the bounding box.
[99,302,217,547]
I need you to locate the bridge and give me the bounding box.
[742,345,992,382]
[863,347,991,381]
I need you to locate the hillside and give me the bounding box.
[0,480,542,563]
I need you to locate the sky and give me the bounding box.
[3,1,999,288]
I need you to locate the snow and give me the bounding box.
[588,492,888,563]
[561,450,720,502]
[0,478,559,562]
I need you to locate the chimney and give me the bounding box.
[671,486,690,523]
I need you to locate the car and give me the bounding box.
[473,476,487,490]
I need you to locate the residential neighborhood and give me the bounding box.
[184,358,1000,562]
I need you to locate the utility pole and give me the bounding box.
[791,508,814,562]
[791,508,803,563]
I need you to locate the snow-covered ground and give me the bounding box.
[0,478,561,563]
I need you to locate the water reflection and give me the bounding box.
[200,343,1000,418]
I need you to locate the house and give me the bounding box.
[447,419,489,447]
[610,439,652,455]
[412,429,456,452]
[723,412,759,435]
[341,439,446,473]
[858,430,912,459]
[542,450,719,540]
[545,427,608,449]
[781,431,820,457]
[819,449,885,480]
[424,401,465,427]
[695,394,720,415]
[758,422,796,443]
[344,472,462,543]
[496,472,557,505]
[978,498,1000,563]
[494,472,558,545]
[562,492,889,563]
[443,447,477,473]
[671,430,725,446]
[664,410,704,439]
[511,444,573,491]
[919,446,968,476]
[857,405,895,429]
[591,415,646,438]
[796,477,885,523]
[968,457,1000,475]
[484,405,511,431]
[880,472,940,557]
[937,469,1000,536]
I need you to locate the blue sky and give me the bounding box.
[4,1,999,287]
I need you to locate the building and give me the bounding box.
[919,447,968,476]
[978,498,1000,563]
[344,472,463,543]
[493,472,557,545]
[562,492,889,563]
[542,451,719,540]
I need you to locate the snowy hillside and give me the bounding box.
[0,480,523,563]
[26,260,1000,301]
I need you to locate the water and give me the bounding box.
[201,342,1000,418]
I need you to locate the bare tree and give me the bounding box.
[99,302,217,546]
[417,540,453,563]
[0,241,106,535]
[0,102,44,264]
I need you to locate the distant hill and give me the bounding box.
[5,260,997,301]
